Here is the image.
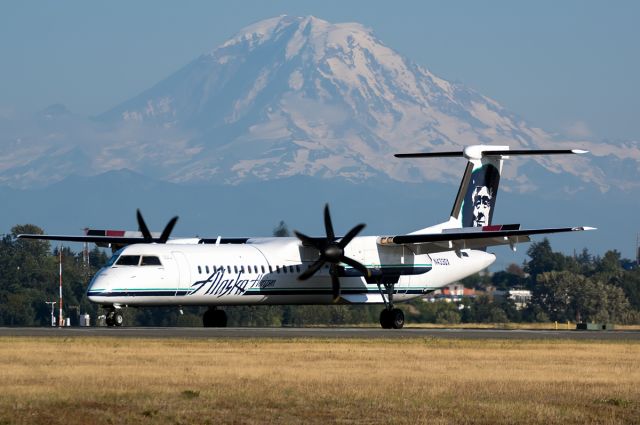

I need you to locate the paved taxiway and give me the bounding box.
[1,327,639,340]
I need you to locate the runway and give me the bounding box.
[1,327,639,340]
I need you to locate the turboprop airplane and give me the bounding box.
[18,145,594,329]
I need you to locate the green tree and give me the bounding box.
[617,268,640,311]
[524,239,575,285]
[533,271,633,323]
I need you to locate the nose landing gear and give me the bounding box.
[105,308,124,327]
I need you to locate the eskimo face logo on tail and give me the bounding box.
[462,164,500,227]
[471,186,493,226]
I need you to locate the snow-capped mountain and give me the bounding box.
[0,15,638,192]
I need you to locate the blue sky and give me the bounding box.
[1,0,639,141]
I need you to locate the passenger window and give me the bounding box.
[276,265,280,274]
[205,266,210,274]
[116,255,140,266]
[227,266,231,273]
[283,266,287,274]
[198,266,202,274]
[254,265,258,273]
[141,256,162,266]
[234,266,238,273]
[240,266,244,273]
[296,265,300,273]
[261,265,265,273]
[289,266,294,273]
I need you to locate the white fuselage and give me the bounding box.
[87,237,495,307]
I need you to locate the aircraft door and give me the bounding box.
[396,245,411,295]
[172,251,191,296]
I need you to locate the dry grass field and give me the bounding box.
[0,337,638,425]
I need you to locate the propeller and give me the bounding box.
[136,209,179,243]
[294,204,370,302]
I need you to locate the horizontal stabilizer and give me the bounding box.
[395,149,588,158]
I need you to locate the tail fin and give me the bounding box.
[396,145,588,230]
[452,145,504,227]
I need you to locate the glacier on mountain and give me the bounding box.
[0,15,637,193]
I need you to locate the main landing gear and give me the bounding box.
[105,308,124,327]
[377,282,405,329]
[203,307,227,327]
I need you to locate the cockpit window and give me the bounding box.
[115,255,141,266]
[105,248,125,267]
[141,256,162,266]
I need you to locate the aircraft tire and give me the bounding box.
[379,309,393,329]
[203,308,228,327]
[391,308,404,329]
[212,309,228,327]
[113,312,124,327]
[202,309,213,327]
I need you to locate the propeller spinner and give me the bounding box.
[294,204,370,302]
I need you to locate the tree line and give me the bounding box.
[0,222,638,326]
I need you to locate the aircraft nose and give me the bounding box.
[482,252,497,268]
[87,269,110,302]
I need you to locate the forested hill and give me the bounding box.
[0,223,639,326]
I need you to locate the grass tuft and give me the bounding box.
[598,398,633,407]
[180,390,200,399]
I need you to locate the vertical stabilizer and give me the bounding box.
[394,145,588,233]
[454,145,505,228]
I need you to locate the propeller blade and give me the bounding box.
[294,230,324,250]
[340,256,371,278]
[338,223,366,248]
[298,258,326,281]
[323,204,335,241]
[341,256,371,278]
[136,209,153,242]
[330,264,341,302]
[159,216,179,243]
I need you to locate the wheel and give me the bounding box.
[391,308,404,329]
[105,311,115,327]
[379,309,393,329]
[202,309,213,327]
[212,309,227,327]
[113,311,124,327]
[203,308,227,327]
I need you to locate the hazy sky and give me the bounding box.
[1,0,638,141]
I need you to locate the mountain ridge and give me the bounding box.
[0,15,637,194]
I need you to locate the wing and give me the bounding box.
[17,229,250,247]
[17,231,147,246]
[377,224,596,254]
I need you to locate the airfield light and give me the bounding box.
[45,301,56,327]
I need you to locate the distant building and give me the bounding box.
[425,283,475,303]
[507,289,532,310]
